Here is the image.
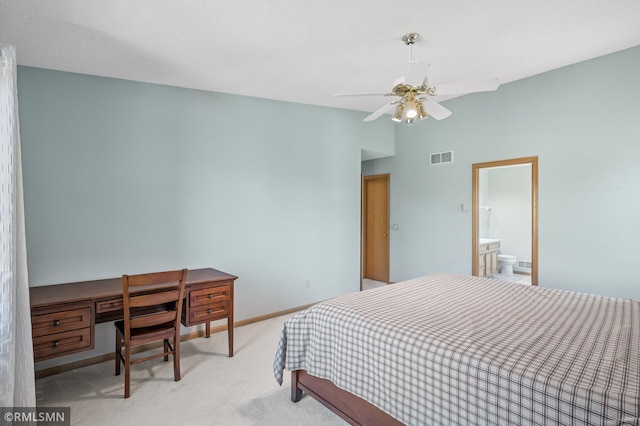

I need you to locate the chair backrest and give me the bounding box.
[121,269,188,341]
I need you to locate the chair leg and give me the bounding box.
[173,336,181,381]
[163,339,169,362]
[124,345,131,398]
[115,332,121,376]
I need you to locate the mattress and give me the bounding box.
[274,273,640,425]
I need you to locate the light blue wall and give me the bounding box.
[363,45,640,300]
[18,67,393,365]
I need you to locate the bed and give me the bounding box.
[273,273,640,425]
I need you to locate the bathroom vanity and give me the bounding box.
[478,239,501,277]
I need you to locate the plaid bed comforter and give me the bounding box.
[273,273,640,425]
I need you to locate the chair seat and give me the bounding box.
[115,320,177,346]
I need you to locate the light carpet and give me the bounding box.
[36,313,346,426]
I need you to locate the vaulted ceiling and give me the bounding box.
[2,1,639,116]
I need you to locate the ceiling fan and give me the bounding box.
[334,33,500,124]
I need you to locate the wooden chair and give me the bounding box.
[115,269,188,398]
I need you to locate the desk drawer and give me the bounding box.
[189,301,229,324]
[190,285,230,308]
[33,328,92,361]
[95,298,124,314]
[32,307,91,338]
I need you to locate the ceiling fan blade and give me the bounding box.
[363,102,397,122]
[434,78,500,96]
[405,61,430,86]
[333,92,392,97]
[421,99,452,120]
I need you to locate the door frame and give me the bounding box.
[472,157,538,285]
[361,173,390,288]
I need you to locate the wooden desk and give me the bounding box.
[29,268,237,362]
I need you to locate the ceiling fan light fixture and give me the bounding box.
[392,104,405,122]
[404,95,418,119]
[417,100,429,120]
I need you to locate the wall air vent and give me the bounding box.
[430,151,454,165]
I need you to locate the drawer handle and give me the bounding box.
[207,309,213,314]
[53,340,60,347]
[207,294,214,299]
[110,302,115,307]
[53,320,60,326]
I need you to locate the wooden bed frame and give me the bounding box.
[291,370,403,426]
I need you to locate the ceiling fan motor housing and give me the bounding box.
[402,33,419,45]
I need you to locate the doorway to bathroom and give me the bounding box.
[472,157,538,285]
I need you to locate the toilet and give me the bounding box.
[497,255,517,276]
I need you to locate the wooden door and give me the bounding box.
[363,174,390,282]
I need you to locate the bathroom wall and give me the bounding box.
[484,165,531,266]
[478,169,490,238]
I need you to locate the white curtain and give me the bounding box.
[0,43,36,407]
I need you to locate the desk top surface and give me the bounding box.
[29,268,237,309]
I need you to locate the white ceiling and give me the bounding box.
[1,0,640,117]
